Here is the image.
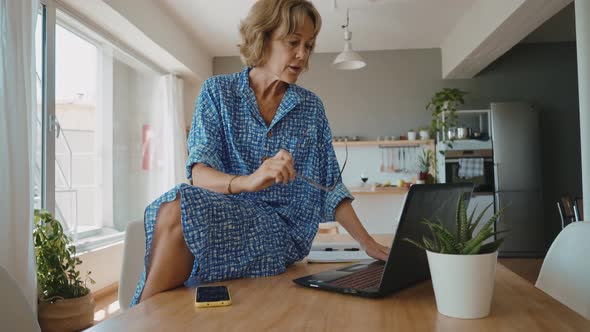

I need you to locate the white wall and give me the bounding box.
[78,242,124,293]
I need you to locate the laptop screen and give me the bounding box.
[379,184,474,293]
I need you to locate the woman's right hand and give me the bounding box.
[241,149,296,192]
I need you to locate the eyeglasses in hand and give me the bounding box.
[296,142,348,192]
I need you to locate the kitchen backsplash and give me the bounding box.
[333,143,431,188]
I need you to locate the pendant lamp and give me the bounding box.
[332,9,366,70]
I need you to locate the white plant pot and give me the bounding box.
[407,131,417,141]
[419,130,430,140]
[426,250,498,319]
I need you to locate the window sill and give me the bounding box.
[75,227,125,254]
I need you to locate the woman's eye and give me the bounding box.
[305,44,313,50]
[288,40,299,46]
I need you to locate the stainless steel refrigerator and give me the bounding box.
[491,102,544,257]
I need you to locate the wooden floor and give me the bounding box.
[92,284,121,325]
[498,258,544,284]
[91,258,544,325]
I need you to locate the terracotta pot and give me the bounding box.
[38,292,95,332]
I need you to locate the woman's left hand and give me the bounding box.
[362,238,390,261]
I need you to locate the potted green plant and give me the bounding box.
[426,88,468,153]
[417,149,433,184]
[34,209,95,332]
[407,129,417,141]
[418,127,430,140]
[403,194,507,319]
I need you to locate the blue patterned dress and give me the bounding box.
[130,67,353,306]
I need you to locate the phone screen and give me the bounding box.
[196,286,230,302]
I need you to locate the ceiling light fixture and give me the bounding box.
[332,8,367,70]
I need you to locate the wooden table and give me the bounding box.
[87,235,590,331]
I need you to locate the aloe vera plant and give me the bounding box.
[403,194,508,255]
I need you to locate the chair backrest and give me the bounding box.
[557,196,577,229]
[557,201,567,229]
[560,195,575,219]
[118,220,146,310]
[535,221,590,319]
[0,266,41,332]
[573,198,584,222]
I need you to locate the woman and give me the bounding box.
[131,0,389,306]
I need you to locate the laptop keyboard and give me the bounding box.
[329,264,385,290]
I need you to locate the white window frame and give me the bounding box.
[37,0,165,251]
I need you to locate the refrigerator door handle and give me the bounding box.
[493,163,500,191]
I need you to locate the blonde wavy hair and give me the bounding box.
[239,0,322,70]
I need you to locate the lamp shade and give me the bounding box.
[332,24,366,70]
[332,41,366,70]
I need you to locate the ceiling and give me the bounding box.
[522,3,576,44]
[71,0,571,81]
[158,0,478,57]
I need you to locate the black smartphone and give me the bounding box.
[195,286,232,307]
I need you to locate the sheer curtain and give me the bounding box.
[0,0,39,310]
[112,68,187,230]
[161,75,187,186]
[147,74,188,198]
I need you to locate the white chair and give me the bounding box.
[0,266,41,332]
[118,220,146,310]
[535,221,590,319]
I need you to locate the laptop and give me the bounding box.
[293,183,474,298]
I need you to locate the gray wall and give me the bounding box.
[213,42,581,250]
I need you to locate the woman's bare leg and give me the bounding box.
[138,196,194,303]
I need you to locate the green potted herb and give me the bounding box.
[34,209,95,332]
[417,149,433,184]
[426,88,468,153]
[403,194,507,319]
[407,129,417,141]
[418,127,430,140]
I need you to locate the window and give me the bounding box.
[36,3,168,251]
[55,20,99,242]
[34,8,45,211]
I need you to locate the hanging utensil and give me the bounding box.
[380,147,385,172]
[392,147,397,173]
[389,147,395,173]
[391,147,397,173]
[411,146,416,173]
[385,147,390,172]
[398,147,402,173]
[386,147,390,172]
[393,148,401,173]
[403,147,407,173]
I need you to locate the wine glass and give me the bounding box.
[360,169,369,185]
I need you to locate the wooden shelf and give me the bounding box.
[332,139,437,179]
[348,186,409,195]
[332,139,434,147]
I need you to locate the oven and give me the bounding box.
[444,149,495,193]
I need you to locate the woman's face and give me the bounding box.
[264,15,316,84]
